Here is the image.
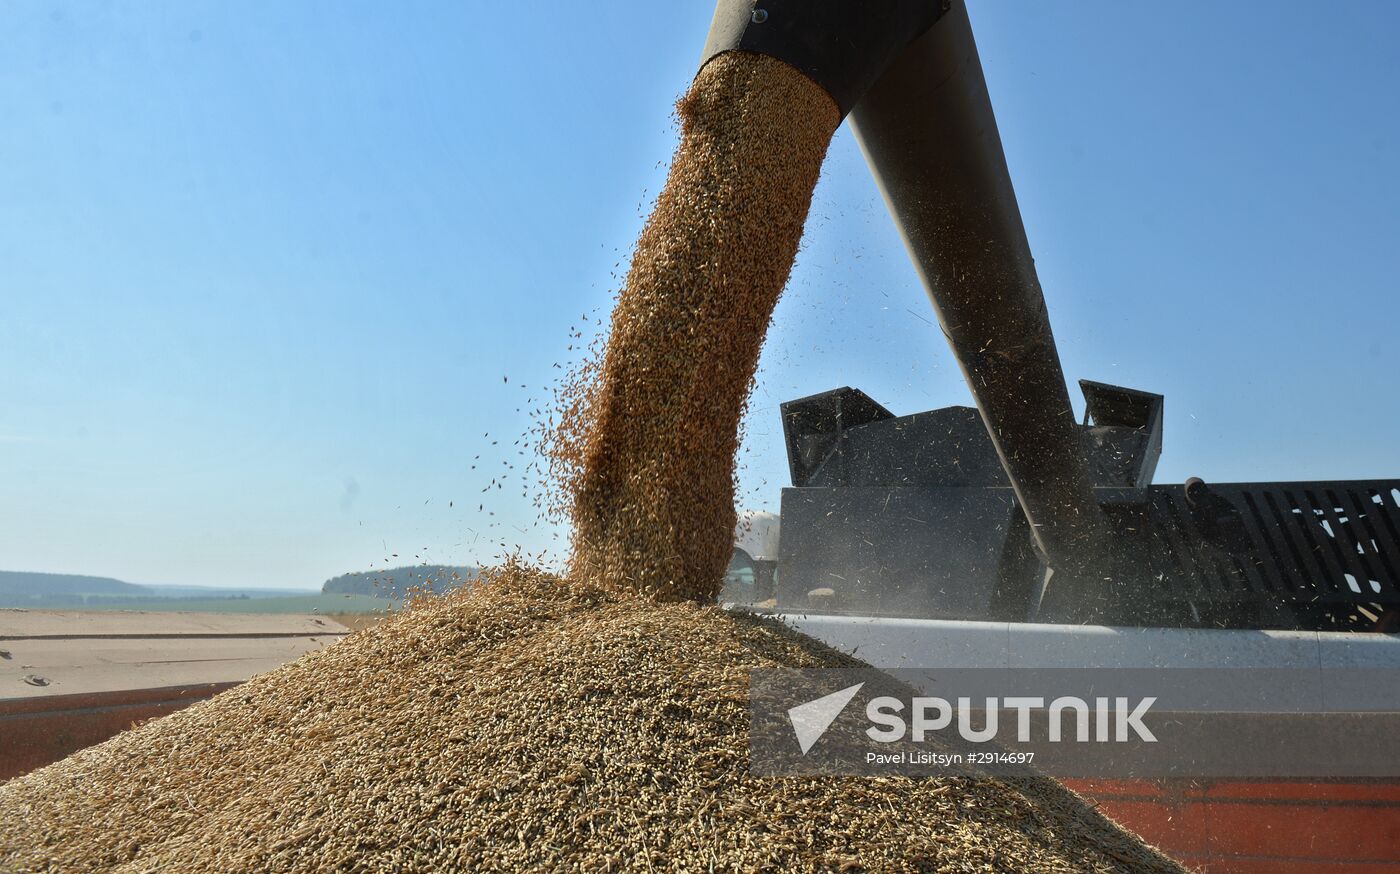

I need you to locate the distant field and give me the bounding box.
[10,594,399,615]
[327,612,390,631]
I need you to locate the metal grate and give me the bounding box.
[1136,480,1400,608]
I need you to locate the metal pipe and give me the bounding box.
[847,1,1107,570]
[698,0,947,117]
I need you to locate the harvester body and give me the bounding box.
[703,0,1398,632]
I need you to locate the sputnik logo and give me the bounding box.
[787,682,864,754]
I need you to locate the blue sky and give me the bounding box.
[2,2,1397,589]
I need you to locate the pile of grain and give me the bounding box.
[0,52,1182,872]
[551,52,838,603]
[0,565,1179,872]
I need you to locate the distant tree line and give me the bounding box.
[321,565,478,599]
[0,570,149,597]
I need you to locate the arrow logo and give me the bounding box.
[787,682,864,754]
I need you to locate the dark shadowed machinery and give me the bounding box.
[704,0,1399,632]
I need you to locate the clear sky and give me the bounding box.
[3,2,1398,589]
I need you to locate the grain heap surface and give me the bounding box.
[0,51,1183,873]
[0,566,1181,872]
[552,52,838,603]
